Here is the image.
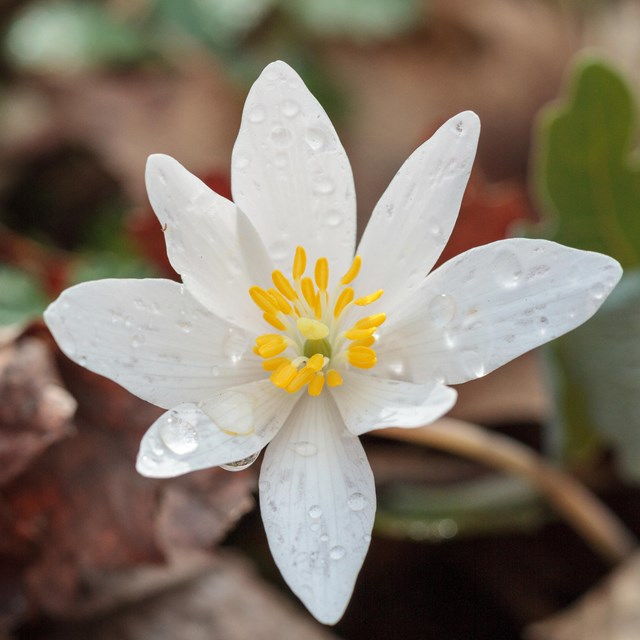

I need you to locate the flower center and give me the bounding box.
[248,246,385,396]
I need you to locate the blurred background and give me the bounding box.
[2,0,640,638]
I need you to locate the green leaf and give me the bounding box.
[534,58,640,268]
[551,270,640,482]
[0,266,48,326]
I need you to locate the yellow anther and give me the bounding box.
[348,346,377,369]
[249,286,278,313]
[256,333,281,345]
[341,255,362,285]
[297,317,330,340]
[258,337,288,358]
[326,369,343,387]
[334,287,354,318]
[271,363,298,388]
[350,336,376,348]
[268,288,293,315]
[272,270,299,301]
[354,313,386,330]
[262,357,290,372]
[344,327,376,341]
[355,289,384,306]
[308,372,325,396]
[301,277,316,309]
[286,366,317,393]
[315,257,329,291]
[263,313,286,331]
[293,246,307,280]
[313,292,323,319]
[307,353,325,371]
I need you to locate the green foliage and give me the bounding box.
[5,1,150,72]
[0,266,48,326]
[535,58,640,268]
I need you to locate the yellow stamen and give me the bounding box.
[268,288,293,315]
[344,327,376,341]
[308,372,325,396]
[315,258,329,291]
[313,292,322,319]
[341,255,362,285]
[348,346,377,369]
[354,313,386,330]
[258,337,288,358]
[350,336,376,348]
[334,287,354,318]
[301,277,316,309]
[307,353,325,371]
[272,270,299,301]
[249,286,277,313]
[263,313,286,331]
[271,363,298,387]
[256,333,281,345]
[297,317,330,340]
[326,369,343,387]
[355,289,384,306]
[263,357,290,371]
[286,366,317,393]
[293,246,306,280]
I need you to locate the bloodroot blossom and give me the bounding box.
[45,61,621,624]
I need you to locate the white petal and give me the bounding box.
[376,239,622,385]
[331,373,457,435]
[356,112,479,311]
[259,394,374,624]
[232,61,356,278]
[136,381,297,478]
[44,278,262,408]
[146,154,272,333]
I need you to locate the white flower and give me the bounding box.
[44,61,621,624]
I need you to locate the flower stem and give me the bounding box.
[377,419,637,564]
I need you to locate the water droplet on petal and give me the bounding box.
[223,328,249,363]
[491,250,523,289]
[291,441,318,456]
[131,334,145,348]
[248,104,267,123]
[460,349,486,379]
[454,120,465,136]
[305,127,327,151]
[310,522,321,532]
[221,451,260,472]
[428,294,456,327]
[308,504,322,519]
[280,99,300,117]
[320,533,329,542]
[329,545,346,560]
[348,493,368,512]
[211,366,220,377]
[325,209,344,227]
[270,126,293,148]
[313,177,335,195]
[177,320,192,334]
[259,480,270,492]
[234,153,250,170]
[363,534,372,543]
[590,282,606,300]
[159,413,199,455]
[269,239,289,261]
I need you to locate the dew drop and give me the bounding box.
[460,349,486,379]
[590,282,606,300]
[291,441,318,457]
[177,320,192,334]
[320,533,329,542]
[310,522,321,532]
[305,127,326,151]
[234,153,250,170]
[313,177,335,195]
[148,436,165,457]
[159,413,199,455]
[131,334,145,348]
[491,250,522,289]
[329,546,346,560]
[363,534,372,543]
[347,492,367,511]
[455,120,464,136]
[248,104,267,123]
[211,365,220,377]
[308,504,322,519]
[221,451,260,472]
[78,355,87,366]
[270,126,293,148]
[223,327,249,363]
[259,480,270,492]
[269,239,289,261]
[325,209,344,227]
[428,294,456,327]
[280,99,300,117]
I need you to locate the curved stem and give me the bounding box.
[377,419,637,564]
